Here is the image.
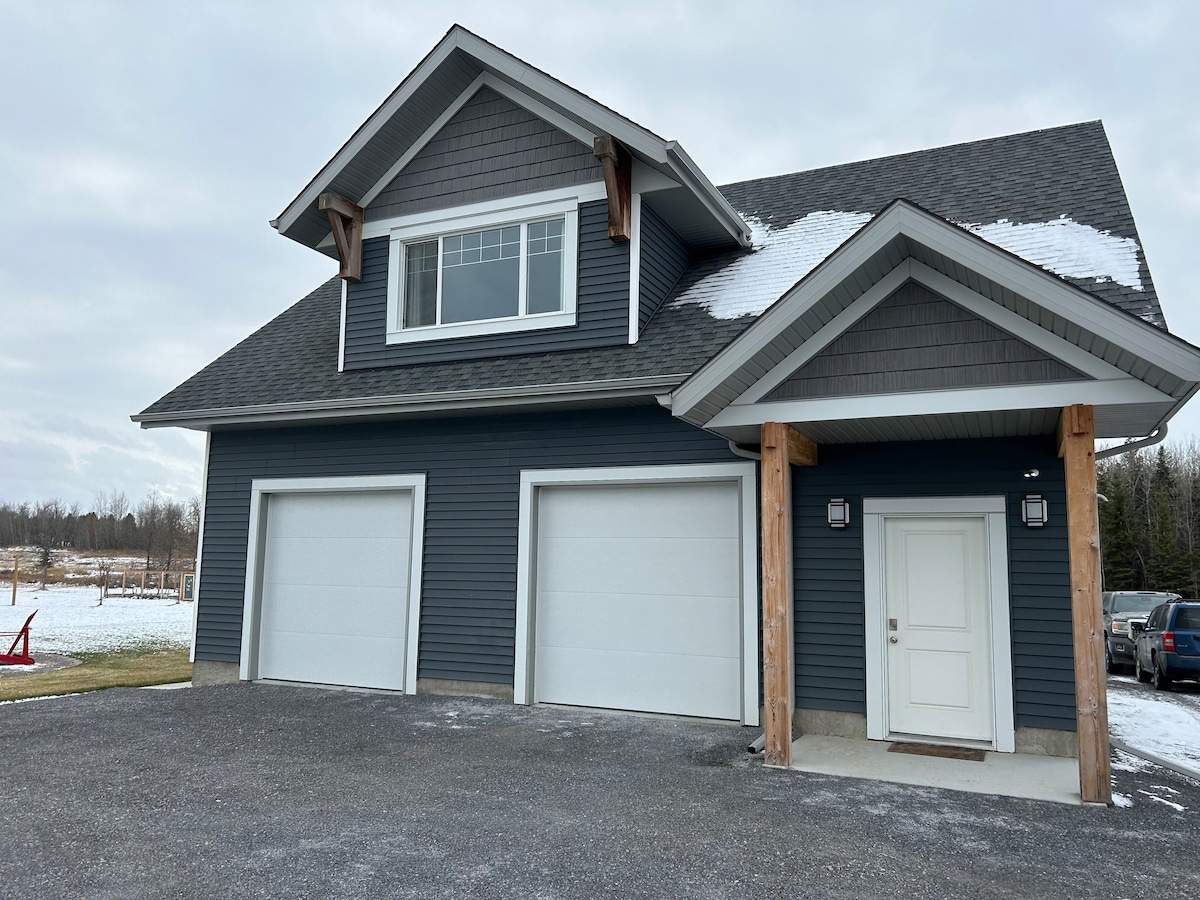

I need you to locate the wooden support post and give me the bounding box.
[593,136,632,242]
[141,570,146,596]
[121,570,127,596]
[319,191,364,282]
[1059,404,1112,805]
[10,555,17,606]
[761,422,798,767]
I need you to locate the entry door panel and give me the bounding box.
[883,516,993,743]
[258,490,413,690]
[534,481,742,720]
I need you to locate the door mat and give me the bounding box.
[887,742,986,761]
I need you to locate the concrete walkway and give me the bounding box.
[789,735,1082,805]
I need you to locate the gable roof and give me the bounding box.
[136,122,1181,434]
[274,25,750,253]
[668,199,1200,443]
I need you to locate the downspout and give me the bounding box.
[1094,426,1167,460]
[728,440,762,461]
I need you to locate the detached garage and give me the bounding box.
[238,475,427,692]
[514,464,760,725]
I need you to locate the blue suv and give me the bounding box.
[1135,601,1200,690]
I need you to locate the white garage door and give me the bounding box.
[533,480,744,720]
[258,490,414,690]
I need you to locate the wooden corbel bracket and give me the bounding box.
[319,191,364,282]
[593,135,632,242]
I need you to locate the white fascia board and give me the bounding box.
[275,32,462,235]
[133,374,691,430]
[707,379,1175,430]
[664,142,752,247]
[670,205,903,418]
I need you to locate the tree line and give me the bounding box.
[0,491,200,576]
[1099,442,1200,597]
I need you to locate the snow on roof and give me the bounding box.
[671,209,1145,320]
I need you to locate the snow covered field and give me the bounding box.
[2,584,192,655]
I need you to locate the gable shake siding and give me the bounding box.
[365,86,603,221]
[195,406,741,683]
[765,280,1087,400]
[342,200,631,369]
[638,203,691,332]
[792,437,1076,732]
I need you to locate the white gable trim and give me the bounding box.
[629,192,643,344]
[708,380,1173,430]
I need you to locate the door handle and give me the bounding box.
[889,636,898,644]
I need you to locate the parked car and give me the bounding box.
[1134,601,1200,690]
[1102,591,1179,674]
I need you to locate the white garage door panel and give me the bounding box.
[258,632,406,689]
[534,480,743,721]
[535,536,740,598]
[264,537,410,590]
[258,489,413,691]
[537,590,740,658]
[537,646,742,720]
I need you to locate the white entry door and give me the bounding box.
[881,515,995,744]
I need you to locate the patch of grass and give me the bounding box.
[0,647,190,702]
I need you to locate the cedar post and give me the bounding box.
[1058,404,1112,805]
[10,554,17,606]
[759,423,817,767]
[593,136,632,241]
[318,191,364,281]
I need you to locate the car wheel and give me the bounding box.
[1135,653,1152,683]
[1105,642,1115,674]
[1152,657,1173,691]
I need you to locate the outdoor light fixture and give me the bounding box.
[1021,494,1049,528]
[827,498,850,528]
[1023,468,1040,479]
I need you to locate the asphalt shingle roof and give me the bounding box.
[138,121,1165,421]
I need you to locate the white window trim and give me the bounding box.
[513,463,760,726]
[862,496,1015,753]
[238,475,427,693]
[384,194,583,344]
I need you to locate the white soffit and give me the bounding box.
[671,201,1200,433]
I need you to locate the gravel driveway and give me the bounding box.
[2,683,1197,899]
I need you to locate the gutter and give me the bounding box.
[1095,425,1168,460]
[132,374,691,430]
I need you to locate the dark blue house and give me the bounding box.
[135,26,1200,805]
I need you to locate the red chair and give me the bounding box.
[0,610,36,665]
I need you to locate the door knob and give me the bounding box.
[889,636,898,644]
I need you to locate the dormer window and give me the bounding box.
[385,195,580,344]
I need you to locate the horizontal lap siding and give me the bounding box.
[638,204,690,331]
[793,437,1075,732]
[343,200,629,368]
[196,407,739,685]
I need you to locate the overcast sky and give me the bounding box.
[1,0,1197,508]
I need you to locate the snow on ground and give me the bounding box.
[1108,680,1200,776]
[670,209,1146,320]
[2,584,191,655]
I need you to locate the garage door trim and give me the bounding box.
[238,474,427,691]
[514,463,759,726]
